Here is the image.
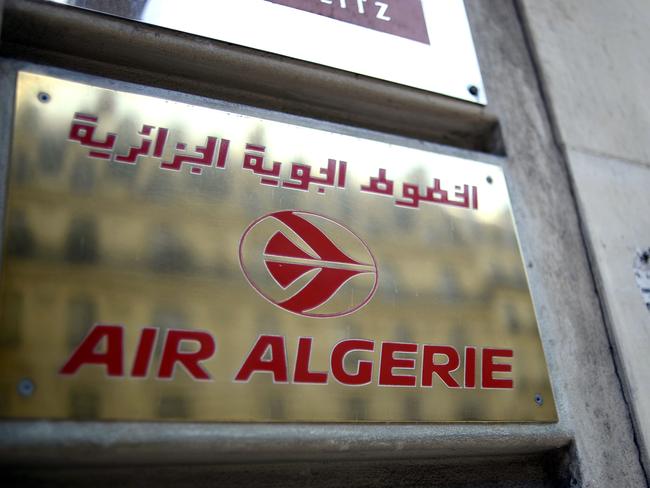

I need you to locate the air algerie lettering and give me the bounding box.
[61,325,514,389]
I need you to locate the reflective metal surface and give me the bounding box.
[47,0,487,105]
[0,72,555,422]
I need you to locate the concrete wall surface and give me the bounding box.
[520,0,650,165]
[567,150,650,465]
[520,0,650,477]
[466,2,647,486]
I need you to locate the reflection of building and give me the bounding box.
[0,83,552,423]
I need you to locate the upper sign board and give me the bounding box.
[0,72,554,423]
[47,0,487,104]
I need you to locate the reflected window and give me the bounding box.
[338,190,353,219]
[38,135,65,176]
[450,323,467,349]
[402,395,421,421]
[347,396,367,420]
[70,159,96,193]
[343,349,368,374]
[0,291,23,347]
[499,225,517,248]
[504,303,520,334]
[440,266,460,299]
[256,313,279,336]
[144,172,176,201]
[6,211,35,258]
[244,191,261,218]
[395,207,414,231]
[149,226,193,273]
[213,260,232,279]
[0,382,11,415]
[394,323,412,343]
[268,394,286,420]
[341,322,366,373]
[69,388,100,419]
[12,152,30,184]
[425,213,455,244]
[468,218,483,240]
[366,217,382,237]
[158,394,189,419]
[380,265,398,296]
[13,106,39,184]
[490,263,519,288]
[278,187,297,209]
[67,296,97,349]
[460,400,480,420]
[192,171,230,199]
[107,158,139,183]
[65,217,99,264]
[151,307,188,357]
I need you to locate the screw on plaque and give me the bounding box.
[467,85,479,97]
[534,393,544,406]
[486,176,493,184]
[18,378,35,397]
[37,92,51,103]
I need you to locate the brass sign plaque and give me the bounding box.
[0,72,556,422]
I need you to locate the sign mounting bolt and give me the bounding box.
[534,393,544,406]
[17,378,35,397]
[38,92,51,103]
[467,85,479,97]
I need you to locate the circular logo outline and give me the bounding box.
[238,210,379,319]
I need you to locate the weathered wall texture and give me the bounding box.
[520,0,650,165]
[520,0,650,476]
[465,2,647,485]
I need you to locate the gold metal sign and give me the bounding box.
[0,72,556,422]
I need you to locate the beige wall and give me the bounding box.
[521,0,650,472]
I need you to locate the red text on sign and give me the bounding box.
[60,324,216,380]
[234,334,514,389]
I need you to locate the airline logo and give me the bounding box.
[239,210,378,317]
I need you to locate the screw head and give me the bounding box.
[486,176,493,184]
[37,92,50,103]
[467,85,479,96]
[534,393,544,406]
[17,378,35,397]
